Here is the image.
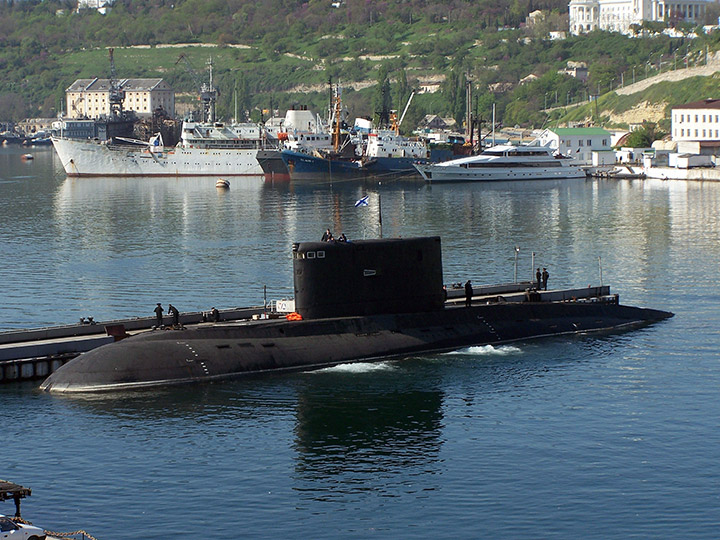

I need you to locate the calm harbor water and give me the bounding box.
[1,145,719,538]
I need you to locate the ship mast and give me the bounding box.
[332,85,342,153]
[176,55,218,123]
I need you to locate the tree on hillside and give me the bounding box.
[372,64,392,126]
[0,93,29,122]
[625,122,666,147]
[393,68,411,118]
[442,69,467,127]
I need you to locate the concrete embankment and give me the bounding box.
[644,166,720,181]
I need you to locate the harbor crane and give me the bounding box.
[108,48,125,117]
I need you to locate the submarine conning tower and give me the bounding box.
[293,236,444,319]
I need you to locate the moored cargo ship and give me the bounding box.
[52,120,270,177]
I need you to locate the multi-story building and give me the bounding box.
[65,78,175,119]
[672,99,720,141]
[671,98,720,155]
[535,127,613,165]
[569,0,711,35]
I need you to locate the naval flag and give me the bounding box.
[355,195,369,207]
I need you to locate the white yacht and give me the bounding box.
[414,144,587,182]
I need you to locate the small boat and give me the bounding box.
[21,153,33,160]
[414,144,586,182]
[216,178,230,189]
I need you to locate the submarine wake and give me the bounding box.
[446,345,523,357]
[315,362,397,374]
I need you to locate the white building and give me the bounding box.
[671,98,720,154]
[535,127,612,164]
[77,0,114,14]
[672,98,720,141]
[569,0,711,35]
[65,78,175,119]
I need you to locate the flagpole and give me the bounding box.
[378,182,383,238]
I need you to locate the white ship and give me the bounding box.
[414,144,587,183]
[52,120,270,177]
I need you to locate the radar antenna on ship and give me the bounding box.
[176,54,219,123]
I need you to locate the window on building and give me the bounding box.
[579,140,584,146]
[695,129,699,136]
[681,129,685,136]
[695,115,699,122]
[587,139,591,146]
[703,129,706,137]
[703,115,706,122]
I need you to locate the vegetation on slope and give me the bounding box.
[2,0,720,131]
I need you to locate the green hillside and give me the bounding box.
[2,0,720,130]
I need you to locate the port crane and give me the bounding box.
[108,48,126,117]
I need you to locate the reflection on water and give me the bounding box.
[4,147,720,331]
[294,367,444,487]
[1,149,719,537]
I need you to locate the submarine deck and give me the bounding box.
[1,284,616,384]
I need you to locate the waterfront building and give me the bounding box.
[569,0,712,35]
[671,98,720,155]
[65,78,175,119]
[535,127,612,165]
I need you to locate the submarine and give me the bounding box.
[40,237,672,393]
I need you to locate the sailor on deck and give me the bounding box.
[154,303,164,328]
[168,304,179,326]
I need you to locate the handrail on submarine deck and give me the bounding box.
[445,285,613,306]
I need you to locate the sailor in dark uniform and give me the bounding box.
[211,307,220,322]
[536,268,542,290]
[465,280,473,307]
[154,303,164,328]
[322,228,333,241]
[168,304,179,326]
[542,268,549,291]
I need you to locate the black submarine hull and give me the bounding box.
[39,301,672,393]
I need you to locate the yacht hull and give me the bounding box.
[415,163,587,182]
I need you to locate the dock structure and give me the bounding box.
[0,480,31,517]
[0,306,265,384]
